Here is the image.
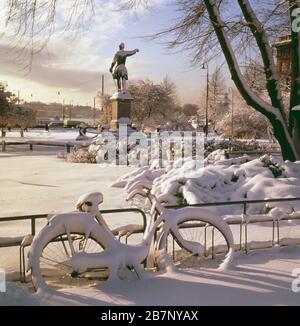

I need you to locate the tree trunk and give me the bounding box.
[289,0,300,158]
[204,0,299,161]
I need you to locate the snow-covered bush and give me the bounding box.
[113,155,300,218]
[205,138,278,157]
[67,148,97,164]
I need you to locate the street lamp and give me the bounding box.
[228,87,234,139]
[58,91,65,121]
[93,97,96,126]
[69,100,74,120]
[201,63,209,138]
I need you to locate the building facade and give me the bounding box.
[273,35,292,85]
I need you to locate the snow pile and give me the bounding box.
[113,155,300,217]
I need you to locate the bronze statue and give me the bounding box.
[109,42,139,93]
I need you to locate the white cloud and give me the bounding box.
[0,0,171,102]
[0,1,142,90]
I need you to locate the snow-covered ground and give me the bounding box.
[1,246,300,306]
[1,146,300,306]
[3,129,81,142]
[0,154,135,277]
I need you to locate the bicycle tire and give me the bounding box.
[28,212,114,291]
[157,207,235,271]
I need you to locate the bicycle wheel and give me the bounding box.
[158,207,235,270]
[28,212,114,291]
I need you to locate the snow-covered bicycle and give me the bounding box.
[27,188,235,291]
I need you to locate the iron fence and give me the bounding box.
[1,197,300,282]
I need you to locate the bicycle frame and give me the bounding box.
[28,188,235,291]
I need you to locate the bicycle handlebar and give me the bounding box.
[126,186,164,216]
[126,188,148,201]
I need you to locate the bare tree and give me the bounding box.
[128,78,178,130]
[0,82,11,137]
[3,0,95,69]
[208,66,226,127]
[119,0,299,160]
[8,106,36,137]
[182,103,199,117]
[219,106,269,140]
[3,0,300,160]
[97,94,112,126]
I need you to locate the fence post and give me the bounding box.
[277,220,280,245]
[31,217,36,236]
[192,131,196,159]
[159,138,163,168]
[1,140,6,152]
[243,202,248,254]
[147,134,151,167]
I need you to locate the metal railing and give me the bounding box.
[0,208,147,242]
[0,208,147,282]
[167,197,300,254]
[1,197,300,282]
[228,150,281,156]
[1,140,75,153]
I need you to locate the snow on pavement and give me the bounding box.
[1,154,300,305]
[4,129,80,142]
[0,155,135,275]
[1,246,300,306]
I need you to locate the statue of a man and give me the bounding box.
[109,42,139,93]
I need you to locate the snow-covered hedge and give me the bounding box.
[205,138,279,157]
[67,131,280,167]
[113,155,300,218]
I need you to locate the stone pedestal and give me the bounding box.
[110,91,133,130]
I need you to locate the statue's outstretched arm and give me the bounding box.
[124,49,139,57]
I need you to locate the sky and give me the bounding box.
[0,0,213,108]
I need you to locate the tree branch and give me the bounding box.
[237,0,286,121]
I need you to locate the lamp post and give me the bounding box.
[58,91,65,121]
[201,63,209,138]
[69,100,74,120]
[93,97,96,126]
[228,87,234,139]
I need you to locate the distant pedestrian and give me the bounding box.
[45,123,49,132]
